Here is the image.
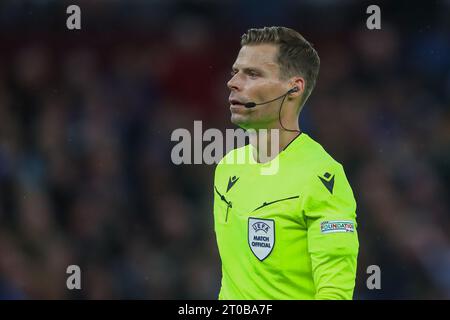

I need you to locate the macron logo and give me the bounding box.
[319,172,335,194]
[226,176,239,192]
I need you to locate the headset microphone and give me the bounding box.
[243,87,301,133]
[244,87,298,108]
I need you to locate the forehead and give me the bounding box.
[233,44,279,71]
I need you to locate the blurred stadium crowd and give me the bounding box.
[0,0,449,299]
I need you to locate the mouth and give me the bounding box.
[229,99,246,107]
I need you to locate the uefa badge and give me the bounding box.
[248,218,275,261]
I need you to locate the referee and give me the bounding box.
[213,26,359,299]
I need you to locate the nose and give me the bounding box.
[227,74,240,91]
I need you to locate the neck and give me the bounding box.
[248,128,301,163]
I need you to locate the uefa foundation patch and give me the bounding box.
[320,220,355,234]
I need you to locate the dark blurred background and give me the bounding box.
[0,0,449,299]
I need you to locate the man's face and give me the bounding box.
[227,44,290,129]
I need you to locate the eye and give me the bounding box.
[247,70,260,78]
[230,69,238,76]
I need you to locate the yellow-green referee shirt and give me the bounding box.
[213,133,359,300]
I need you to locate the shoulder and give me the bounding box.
[300,134,344,176]
[297,134,354,200]
[216,144,250,167]
[214,144,251,178]
[299,137,357,219]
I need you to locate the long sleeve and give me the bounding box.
[302,162,359,300]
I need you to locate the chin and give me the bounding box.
[230,114,251,129]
